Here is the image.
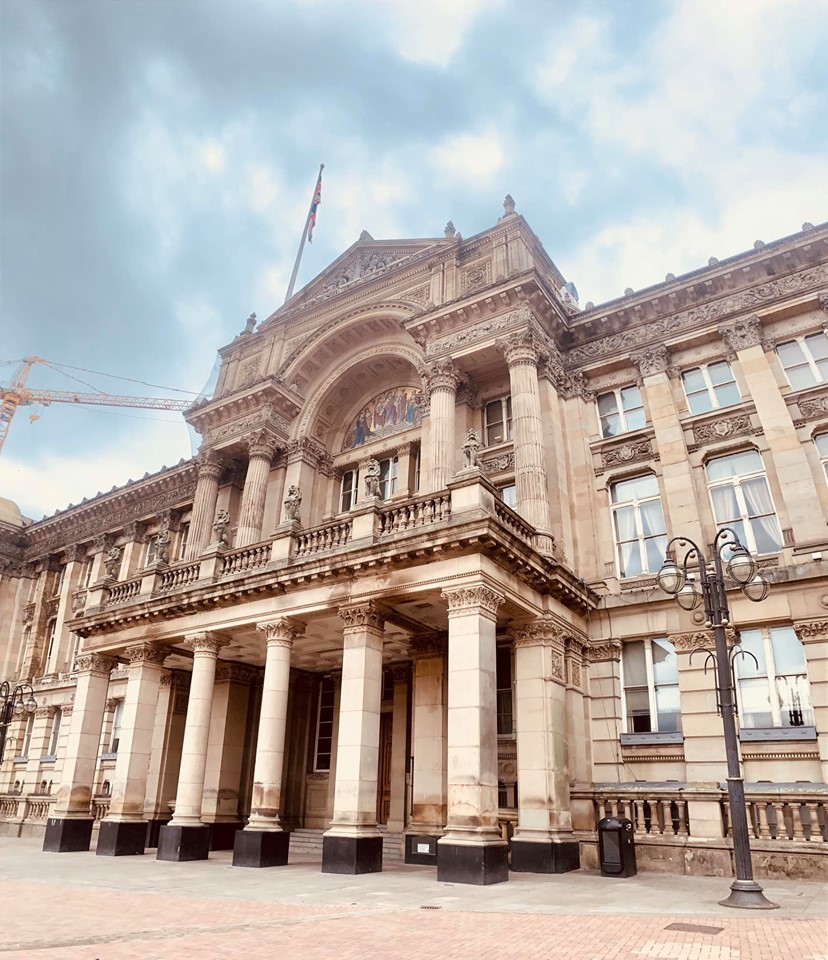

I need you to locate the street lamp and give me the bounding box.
[0,681,37,764]
[656,527,777,910]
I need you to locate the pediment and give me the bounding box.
[267,236,450,323]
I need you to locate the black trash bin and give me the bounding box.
[597,816,636,878]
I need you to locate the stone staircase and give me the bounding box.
[288,828,404,865]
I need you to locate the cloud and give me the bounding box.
[431,127,506,183]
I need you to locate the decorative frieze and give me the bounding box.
[462,259,492,293]
[423,304,531,358]
[286,435,327,465]
[22,602,35,624]
[793,620,828,644]
[75,653,116,677]
[256,617,303,647]
[718,315,763,352]
[338,602,385,633]
[631,345,674,380]
[215,662,260,684]
[479,451,515,475]
[798,396,828,420]
[62,543,87,564]
[587,639,622,662]
[692,414,754,444]
[407,632,447,659]
[509,618,566,648]
[442,585,504,619]
[599,438,656,471]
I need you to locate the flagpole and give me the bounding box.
[284,163,324,304]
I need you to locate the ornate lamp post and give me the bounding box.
[0,681,37,764]
[656,527,777,909]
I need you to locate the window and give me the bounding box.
[54,565,66,597]
[597,386,645,438]
[622,638,681,733]
[45,619,58,669]
[80,557,93,588]
[681,361,740,415]
[499,484,517,508]
[145,536,160,566]
[735,627,813,729]
[706,450,782,554]
[815,434,828,483]
[378,456,398,500]
[776,333,828,389]
[109,700,124,754]
[313,677,335,772]
[48,708,62,757]
[70,633,82,670]
[340,469,358,512]
[485,396,513,445]
[414,447,421,493]
[496,645,513,736]
[21,714,35,758]
[610,474,667,578]
[177,523,190,560]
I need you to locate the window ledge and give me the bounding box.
[739,726,817,742]
[99,752,118,761]
[620,732,684,746]
[39,755,57,764]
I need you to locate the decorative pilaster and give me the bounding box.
[437,584,507,885]
[236,430,279,547]
[421,359,464,492]
[322,602,385,875]
[188,450,224,557]
[793,620,828,782]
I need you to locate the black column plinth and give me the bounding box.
[96,820,147,857]
[321,835,382,875]
[404,833,439,865]
[510,838,580,874]
[156,824,211,862]
[232,830,290,868]
[144,818,170,849]
[207,820,243,851]
[437,842,509,885]
[43,817,94,853]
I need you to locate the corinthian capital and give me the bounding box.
[75,652,117,677]
[196,447,224,480]
[442,584,504,620]
[497,329,542,367]
[630,344,672,380]
[419,359,465,395]
[246,429,279,461]
[125,642,171,667]
[338,601,385,634]
[183,631,229,656]
[256,617,304,647]
[718,315,764,352]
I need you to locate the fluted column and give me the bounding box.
[236,430,279,546]
[44,652,116,853]
[509,619,579,874]
[499,332,552,538]
[188,450,224,556]
[234,617,302,868]
[423,359,463,492]
[157,631,227,862]
[438,584,507,885]
[98,642,169,857]
[322,601,385,875]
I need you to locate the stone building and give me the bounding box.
[1,200,826,883]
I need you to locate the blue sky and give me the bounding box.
[2,0,827,520]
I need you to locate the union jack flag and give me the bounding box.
[307,170,323,243]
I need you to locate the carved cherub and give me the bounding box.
[462,428,481,468]
[363,459,381,498]
[212,508,230,545]
[284,484,302,522]
[104,545,122,579]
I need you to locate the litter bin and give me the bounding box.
[597,816,636,878]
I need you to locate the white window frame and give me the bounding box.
[735,626,813,730]
[145,535,160,567]
[54,564,66,597]
[177,523,190,561]
[498,483,517,508]
[21,714,35,759]
[776,332,828,389]
[80,557,93,588]
[496,644,514,737]
[340,468,359,513]
[620,637,681,734]
[48,708,62,757]
[597,385,646,439]
[484,395,513,446]
[681,361,740,415]
[609,474,666,578]
[706,450,782,556]
[378,456,398,500]
[109,700,124,754]
[45,619,58,671]
[313,677,335,773]
[815,434,828,484]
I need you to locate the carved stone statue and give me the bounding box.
[212,508,230,546]
[444,220,456,238]
[284,485,302,523]
[462,428,481,468]
[104,545,122,580]
[364,459,381,498]
[243,312,257,334]
[502,194,516,217]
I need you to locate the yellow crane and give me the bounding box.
[0,357,195,456]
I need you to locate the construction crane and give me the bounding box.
[0,357,196,456]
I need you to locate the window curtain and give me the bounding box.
[743,477,782,551]
[613,505,638,575]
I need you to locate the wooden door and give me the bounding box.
[376,712,392,824]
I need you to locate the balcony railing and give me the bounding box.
[219,543,270,578]
[379,493,451,535]
[294,518,352,558]
[158,561,201,592]
[107,577,142,606]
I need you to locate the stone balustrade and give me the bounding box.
[158,561,202,592]
[493,499,536,542]
[588,787,691,837]
[379,492,451,535]
[725,788,827,844]
[219,542,271,578]
[294,518,352,558]
[92,796,111,821]
[107,577,142,606]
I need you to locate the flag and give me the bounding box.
[307,170,323,243]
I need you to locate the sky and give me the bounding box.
[2,0,827,521]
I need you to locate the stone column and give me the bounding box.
[97,642,169,857]
[586,640,623,783]
[509,619,579,873]
[43,652,116,853]
[142,671,176,846]
[322,602,385,875]
[386,664,410,834]
[188,450,224,557]
[234,617,301,868]
[236,430,279,547]
[157,631,227,862]
[720,316,825,547]
[404,634,447,864]
[794,620,828,783]
[498,332,553,551]
[438,584,508,885]
[423,359,463,492]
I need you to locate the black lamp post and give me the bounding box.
[0,681,37,764]
[656,527,777,910]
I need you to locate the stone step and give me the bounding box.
[288,829,404,861]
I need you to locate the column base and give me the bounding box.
[404,833,440,865]
[156,824,211,862]
[43,817,94,853]
[509,838,580,874]
[96,820,147,857]
[205,819,243,851]
[719,880,779,910]
[144,818,170,849]
[437,841,509,885]
[321,835,382,875]
[232,829,290,868]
